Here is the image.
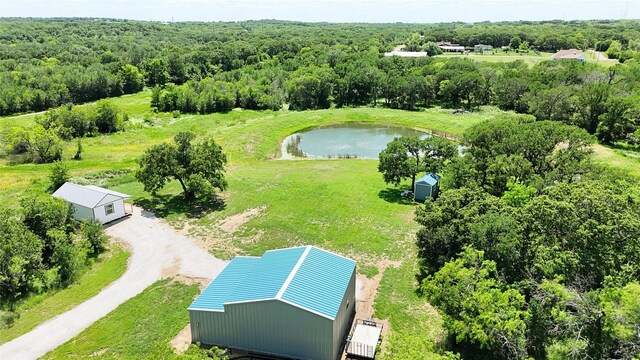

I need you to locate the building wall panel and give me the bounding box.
[332,269,356,359]
[71,204,94,222]
[190,300,334,360]
[93,199,125,224]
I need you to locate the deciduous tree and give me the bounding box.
[378,136,456,190]
[135,131,227,200]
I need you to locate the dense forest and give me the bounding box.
[415,117,640,359]
[1,19,640,147]
[1,18,640,359]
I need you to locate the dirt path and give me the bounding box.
[348,258,401,359]
[0,206,227,360]
[594,51,608,60]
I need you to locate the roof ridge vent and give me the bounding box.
[275,246,312,299]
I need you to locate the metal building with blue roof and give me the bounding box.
[188,246,357,360]
[414,173,441,202]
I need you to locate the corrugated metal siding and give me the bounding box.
[226,247,306,303]
[414,183,429,201]
[190,257,258,311]
[190,300,334,360]
[282,248,356,319]
[188,246,357,360]
[332,268,356,359]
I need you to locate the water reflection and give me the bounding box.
[282,123,430,159]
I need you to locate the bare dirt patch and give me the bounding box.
[161,258,182,278]
[169,324,191,354]
[218,206,266,233]
[169,276,212,354]
[185,230,242,260]
[90,348,108,357]
[178,206,268,258]
[341,258,400,360]
[108,236,133,253]
[353,258,401,350]
[169,275,210,289]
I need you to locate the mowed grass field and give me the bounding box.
[0,90,495,202]
[1,90,637,358]
[436,51,554,66]
[43,279,200,359]
[436,50,618,67]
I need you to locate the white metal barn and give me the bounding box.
[189,246,357,360]
[52,182,131,224]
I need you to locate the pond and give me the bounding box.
[281,123,430,159]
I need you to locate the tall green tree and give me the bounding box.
[423,247,529,359]
[28,126,64,164]
[48,160,70,193]
[145,58,169,87]
[20,196,74,263]
[0,208,43,306]
[596,96,637,144]
[572,82,610,134]
[118,64,144,94]
[94,100,124,134]
[135,131,228,200]
[378,136,456,190]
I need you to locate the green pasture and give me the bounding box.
[2,90,637,358]
[43,279,200,359]
[436,50,618,67]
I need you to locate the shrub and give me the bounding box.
[48,160,70,192]
[81,220,108,256]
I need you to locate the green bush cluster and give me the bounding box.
[416,119,640,359]
[0,196,110,311]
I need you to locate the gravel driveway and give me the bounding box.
[0,207,227,360]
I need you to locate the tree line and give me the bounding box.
[5,100,127,164]
[3,18,640,122]
[149,54,640,146]
[413,117,640,359]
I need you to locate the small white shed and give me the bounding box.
[52,182,131,224]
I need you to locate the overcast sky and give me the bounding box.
[0,0,638,23]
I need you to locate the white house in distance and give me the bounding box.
[52,182,131,224]
[474,44,494,52]
[550,49,586,62]
[437,41,465,53]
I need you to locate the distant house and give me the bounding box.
[414,173,440,202]
[474,44,494,52]
[52,182,131,224]
[437,41,465,53]
[384,51,429,57]
[551,49,586,62]
[189,245,356,360]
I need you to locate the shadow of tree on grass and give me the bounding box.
[134,193,226,219]
[378,187,415,205]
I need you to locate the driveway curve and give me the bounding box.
[0,206,227,360]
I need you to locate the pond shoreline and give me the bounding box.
[277,122,460,160]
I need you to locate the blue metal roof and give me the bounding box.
[416,173,440,186]
[225,246,306,303]
[189,256,258,311]
[188,246,356,320]
[281,247,355,319]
